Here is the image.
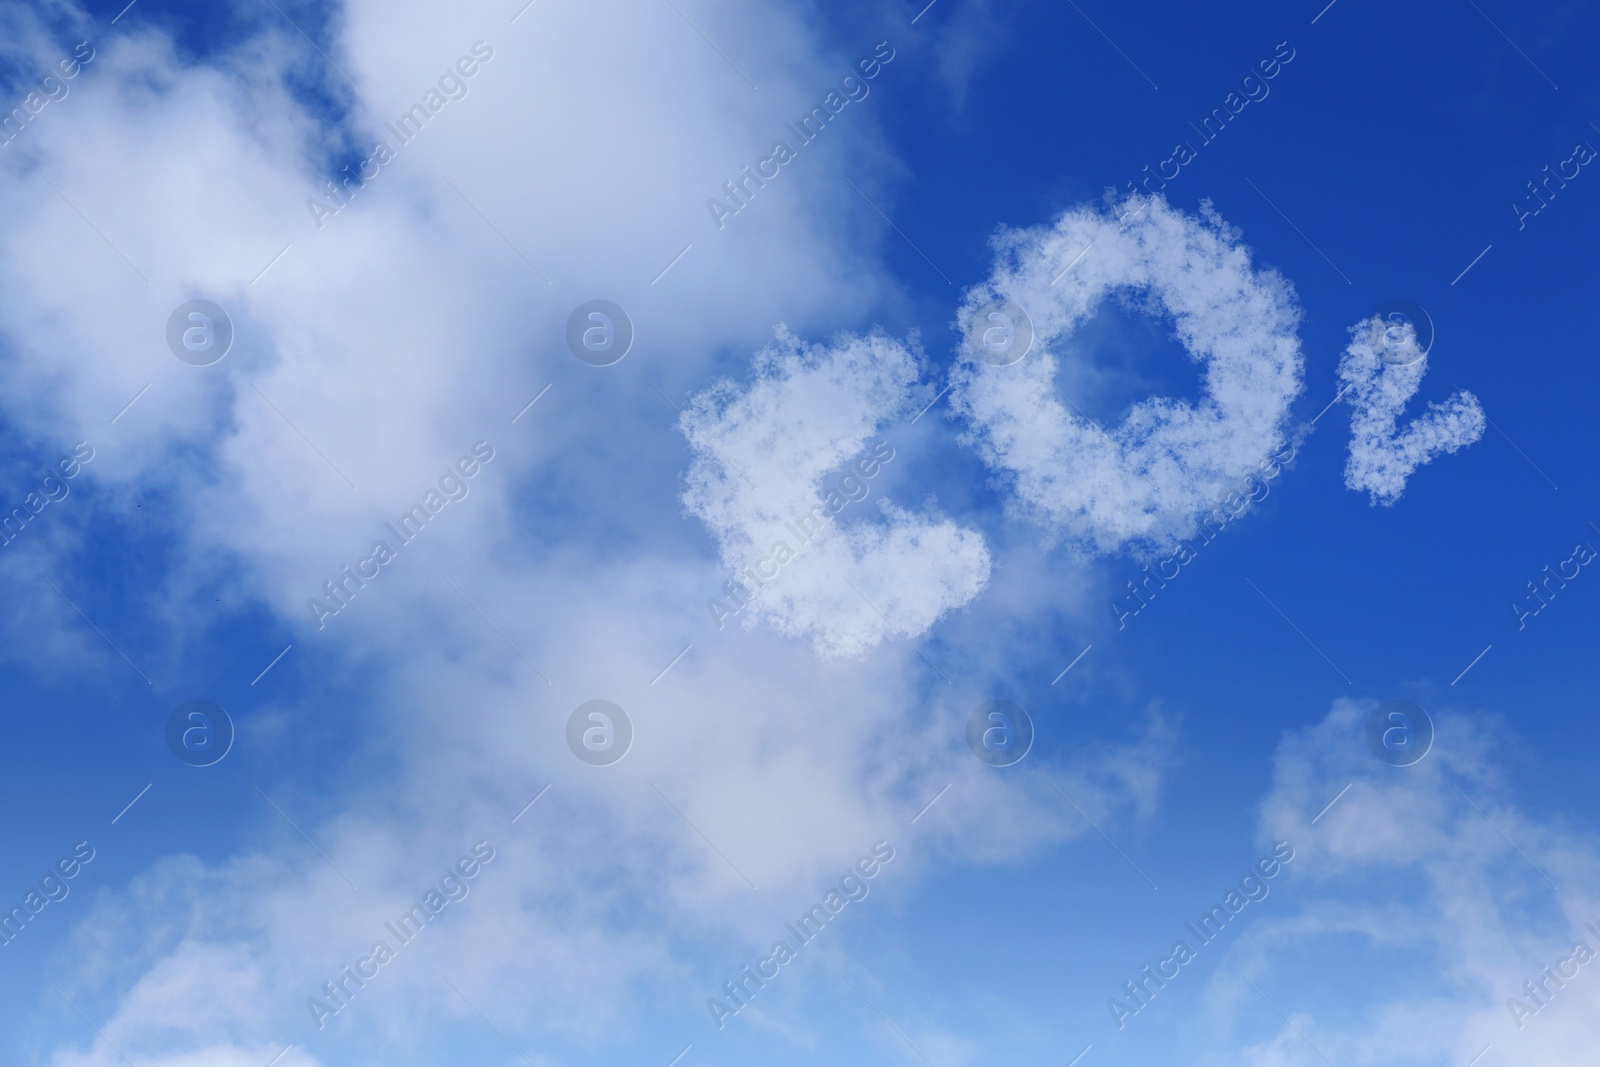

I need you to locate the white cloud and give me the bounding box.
[681,325,991,657]
[1338,315,1485,506]
[1176,698,1600,1067]
[949,194,1304,555]
[0,4,1171,1065]
[47,1045,326,1067]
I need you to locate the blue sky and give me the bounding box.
[1,1,1598,1065]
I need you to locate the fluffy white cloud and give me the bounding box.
[950,194,1304,555]
[681,326,991,657]
[1338,315,1485,506]
[1177,698,1600,1067]
[0,3,1166,1065]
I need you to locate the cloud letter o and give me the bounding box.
[951,194,1305,554]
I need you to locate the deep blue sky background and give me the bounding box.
[2,1,1598,1065]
